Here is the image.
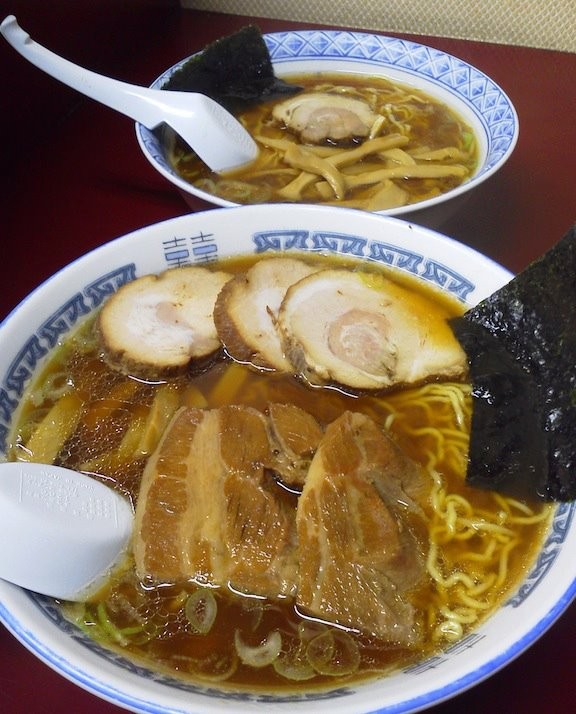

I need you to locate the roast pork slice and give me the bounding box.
[278,269,468,392]
[272,92,377,144]
[98,266,232,379]
[133,405,298,598]
[296,411,429,644]
[213,257,318,372]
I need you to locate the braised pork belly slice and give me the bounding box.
[133,405,298,598]
[213,257,318,371]
[278,269,467,392]
[98,266,232,379]
[265,402,324,489]
[296,411,428,645]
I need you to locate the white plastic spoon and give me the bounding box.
[0,14,259,173]
[0,462,133,601]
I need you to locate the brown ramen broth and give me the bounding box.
[7,254,550,691]
[169,72,479,211]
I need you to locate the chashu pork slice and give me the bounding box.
[98,266,232,379]
[272,93,377,144]
[133,405,298,598]
[278,269,468,392]
[213,257,318,371]
[296,411,429,645]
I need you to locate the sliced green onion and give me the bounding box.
[305,629,335,671]
[306,629,360,676]
[241,599,265,631]
[234,629,282,667]
[185,589,218,634]
[462,131,474,151]
[177,650,239,682]
[273,643,316,681]
[96,602,129,646]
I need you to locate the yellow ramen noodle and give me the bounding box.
[6,255,549,692]
[168,73,478,211]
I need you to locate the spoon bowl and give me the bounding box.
[0,462,133,601]
[0,15,259,173]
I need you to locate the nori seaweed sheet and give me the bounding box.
[161,25,300,113]
[449,225,576,501]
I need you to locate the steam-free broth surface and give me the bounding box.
[169,73,478,211]
[7,254,550,691]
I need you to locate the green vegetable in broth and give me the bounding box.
[9,252,551,692]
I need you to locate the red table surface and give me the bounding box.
[1,7,576,714]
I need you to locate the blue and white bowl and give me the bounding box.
[0,205,573,714]
[136,30,519,219]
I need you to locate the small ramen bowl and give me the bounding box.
[136,29,519,222]
[0,204,574,714]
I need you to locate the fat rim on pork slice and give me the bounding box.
[213,257,319,372]
[98,266,232,379]
[277,268,468,393]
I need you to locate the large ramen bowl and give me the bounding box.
[0,204,574,714]
[136,29,518,222]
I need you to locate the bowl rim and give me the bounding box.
[135,28,519,216]
[1,205,573,714]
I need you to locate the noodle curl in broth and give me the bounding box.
[169,73,478,211]
[6,255,549,691]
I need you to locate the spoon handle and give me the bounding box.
[0,14,183,129]
[0,15,258,172]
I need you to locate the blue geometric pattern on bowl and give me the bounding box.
[3,211,570,714]
[264,31,517,174]
[252,229,476,301]
[508,501,575,607]
[7,489,569,709]
[21,503,572,702]
[25,592,355,704]
[0,265,136,452]
[0,227,475,452]
[137,30,518,188]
